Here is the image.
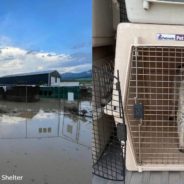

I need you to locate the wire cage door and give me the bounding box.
[92,65,127,182]
[125,46,184,165]
[119,0,129,22]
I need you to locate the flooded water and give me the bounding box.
[0,99,92,184]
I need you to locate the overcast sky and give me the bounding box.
[0,0,92,76]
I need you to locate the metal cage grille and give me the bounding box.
[92,64,126,181]
[125,46,184,165]
[119,0,129,22]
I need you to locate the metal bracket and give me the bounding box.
[117,123,127,142]
[134,103,144,120]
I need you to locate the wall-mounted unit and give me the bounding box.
[93,0,127,47]
[125,0,184,25]
[115,23,184,171]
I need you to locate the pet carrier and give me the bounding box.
[115,23,184,171]
[125,0,184,25]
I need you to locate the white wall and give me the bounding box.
[60,82,79,87]
[51,76,61,86]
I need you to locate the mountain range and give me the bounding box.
[61,70,92,80]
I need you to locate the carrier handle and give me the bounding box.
[143,0,184,10]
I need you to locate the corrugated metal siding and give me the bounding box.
[39,86,80,100]
[93,171,184,184]
[62,86,80,100]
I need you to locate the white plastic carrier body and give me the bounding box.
[115,23,184,171]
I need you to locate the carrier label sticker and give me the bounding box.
[157,33,184,41]
[176,34,184,41]
[157,34,175,41]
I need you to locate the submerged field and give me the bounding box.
[0,99,92,184]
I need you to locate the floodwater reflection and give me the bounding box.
[0,99,92,184]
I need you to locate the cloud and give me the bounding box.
[0,46,91,76]
[1,60,23,70]
[50,63,92,73]
[72,42,86,50]
[72,42,91,50]
[50,52,91,69]
[0,35,12,46]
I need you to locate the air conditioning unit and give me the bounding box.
[115,23,184,171]
[125,0,184,25]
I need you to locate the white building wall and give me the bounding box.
[60,82,79,87]
[51,76,61,86]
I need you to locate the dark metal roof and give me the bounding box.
[0,70,61,85]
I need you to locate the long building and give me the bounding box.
[0,70,61,86]
[0,70,81,101]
